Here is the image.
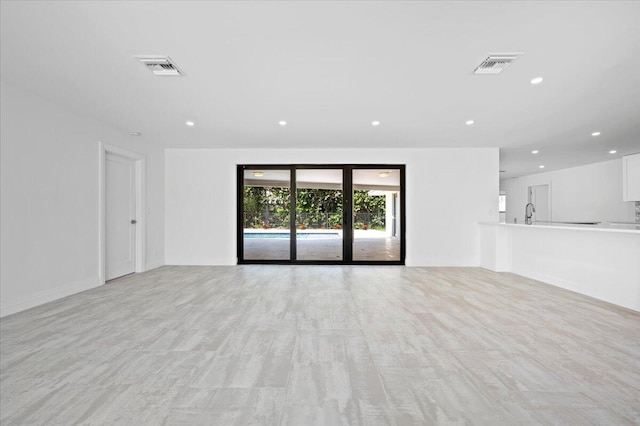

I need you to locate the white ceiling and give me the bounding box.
[2,1,639,178]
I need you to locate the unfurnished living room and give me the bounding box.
[1,1,639,425]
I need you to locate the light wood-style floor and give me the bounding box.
[1,266,639,425]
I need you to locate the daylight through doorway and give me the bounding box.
[237,165,405,265]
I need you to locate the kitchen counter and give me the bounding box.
[479,222,640,311]
[483,221,640,233]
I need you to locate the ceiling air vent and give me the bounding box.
[135,56,184,76]
[474,53,522,74]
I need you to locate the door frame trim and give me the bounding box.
[99,142,146,284]
[527,183,552,223]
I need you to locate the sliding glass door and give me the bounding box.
[352,168,401,261]
[296,168,344,261]
[238,164,404,264]
[240,167,291,261]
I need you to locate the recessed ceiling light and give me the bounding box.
[465,120,474,125]
[609,150,617,154]
[253,171,264,177]
[129,131,141,136]
[591,131,601,137]
[530,77,544,85]
[539,165,545,169]
[278,121,287,126]
[378,171,390,177]
[186,121,195,127]
[371,121,381,126]
[531,150,539,154]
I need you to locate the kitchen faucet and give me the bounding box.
[525,202,536,225]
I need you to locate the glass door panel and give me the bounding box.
[296,169,343,261]
[352,168,401,261]
[242,169,291,260]
[238,164,404,264]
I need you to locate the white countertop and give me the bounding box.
[479,221,640,234]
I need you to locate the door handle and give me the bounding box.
[131,219,137,224]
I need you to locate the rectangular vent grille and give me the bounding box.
[135,56,184,76]
[474,54,521,74]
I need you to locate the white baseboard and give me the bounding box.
[511,268,639,313]
[0,277,99,318]
[405,259,478,267]
[145,259,165,271]
[163,257,235,266]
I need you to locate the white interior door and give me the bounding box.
[106,153,136,280]
[529,184,550,222]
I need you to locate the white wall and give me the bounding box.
[165,148,499,266]
[501,159,635,224]
[0,82,164,316]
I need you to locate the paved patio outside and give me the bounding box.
[243,229,400,261]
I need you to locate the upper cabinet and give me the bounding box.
[622,153,640,201]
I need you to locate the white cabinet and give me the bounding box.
[622,153,640,201]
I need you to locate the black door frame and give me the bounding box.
[237,164,406,265]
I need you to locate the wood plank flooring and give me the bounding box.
[1,266,639,425]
